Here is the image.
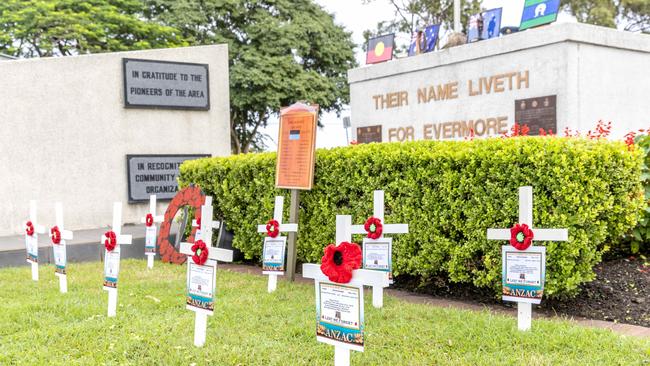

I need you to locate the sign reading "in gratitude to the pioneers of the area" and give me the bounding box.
[126,154,210,202]
[123,58,210,110]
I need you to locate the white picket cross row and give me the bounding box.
[350,190,408,308]
[303,215,390,366]
[180,197,233,347]
[25,200,46,281]
[256,196,298,292]
[487,186,568,331]
[101,202,132,317]
[140,195,164,269]
[51,203,73,293]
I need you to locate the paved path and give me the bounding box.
[219,263,650,339]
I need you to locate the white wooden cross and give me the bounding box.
[487,186,568,331]
[303,215,390,366]
[351,190,408,308]
[140,195,164,269]
[100,202,133,317]
[191,196,221,242]
[24,200,46,281]
[256,196,298,292]
[50,202,73,293]
[180,196,233,347]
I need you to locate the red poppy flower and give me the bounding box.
[266,219,280,238]
[510,223,534,251]
[145,213,154,227]
[364,217,383,240]
[196,217,201,227]
[25,221,35,236]
[320,242,362,283]
[50,226,61,245]
[104,231,117,252]
[191,240,209,265]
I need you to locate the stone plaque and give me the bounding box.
[356,125,383,143]
[123,58,210,110]
[126,154,210,202]
[515,95,557,135]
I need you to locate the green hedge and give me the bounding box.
[179,137,644,298]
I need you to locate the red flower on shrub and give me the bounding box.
[320,242,362,283]
[50,226,61,245]
[539,128,555,136]
[510,223,534,251]
[145,213,154,227]
[364,217,383,239]
[192,240,209,265]
[587,120,612,140]
[625,131,636,151]
[266,219,280,238]
[502,123,530,138]
[104,231,117,252]
[25,221,35,236]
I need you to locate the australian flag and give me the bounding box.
[520,0,561,30]
[408,24,440,56]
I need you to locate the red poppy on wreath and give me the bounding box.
[50,226,61,245]
[266,219,280,238]
[320,241,362,283]
[25,221,35,236]
[145,213,154,227]
[364,216,383,240]
[104,231,117,252]
[191,240,209,265]
[510,223,534,251]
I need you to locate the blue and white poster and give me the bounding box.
[408,24,441,56]
[362,237,393,282]
[467,8,502,42]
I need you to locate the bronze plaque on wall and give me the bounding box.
[515,95,557,135]
[356,125,383,143]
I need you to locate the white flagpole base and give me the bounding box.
[372,285,383,308]
[334,346,350,366]
[518,302,532,331]
[107,288,118,317]
[268,274,278,293]
[59,274,67,293]
[31,262,38,281]
[147,255,154,269]
[194,312,208,347]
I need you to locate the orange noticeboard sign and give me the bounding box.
[275,103,318,190]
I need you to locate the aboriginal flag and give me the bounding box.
[366,34,394,64]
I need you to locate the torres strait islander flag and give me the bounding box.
[519,0,560,31]
[366,34,394,64]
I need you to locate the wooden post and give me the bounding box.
[286,189,300,281]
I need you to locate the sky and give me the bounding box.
[259,0,576,151]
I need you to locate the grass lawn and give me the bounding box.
[1,259,649,365]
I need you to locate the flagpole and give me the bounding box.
[454,0,461,33]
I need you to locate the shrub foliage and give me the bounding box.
[179,138,644,297]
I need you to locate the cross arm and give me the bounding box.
[141,215,164,224]
[26,222,46,234]
[54,229,73,241]
[180,242,234,262]
[302,263,389,288]
[351,223,409,235]
[100,233,132,245]
[488,228,568,241]
[257,223,298,233]
[192,219,220,229]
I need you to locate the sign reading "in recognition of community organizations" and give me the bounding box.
[126,154,210,202]
[123,58,210,110]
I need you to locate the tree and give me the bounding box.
[0,0,187,58]
[565,0,650,32]
[362,0,481,54]
[143,0,357,154]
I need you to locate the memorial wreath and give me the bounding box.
[191,240,209,265]
[266,219,280,238]
[104,231,117,252]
